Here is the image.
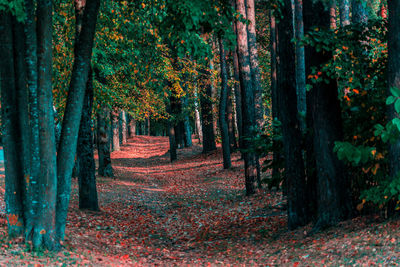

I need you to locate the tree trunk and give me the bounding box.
[167,100,178,161]
[183,96,193,147]
[294,0,307,133]
[387,0,400,178]
[304,0,351,230]
[0,12,25,238]
[128,115,136,138]
[111,109,120,151]
[77,70,99,211]
[330,0,337,29]
[56,0,100,241]
[351,0,368,24]
[36,0,58,248]
[97,108,114,177]
[121,111,127,144]
[246,0,264,129]
[339,0,351,26]
[200,65,217,153]
[218,38,232,169]
[233,41,243,150]
[227,82,238,150]
[277,0,309,229]
[194,89,203,144]
[236,0,258,195]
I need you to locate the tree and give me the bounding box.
[304,0,351,230]
[235,0,258,195]
[277,0,309,229]
[339,0,351,26]
[218,38,232,169]
[97,108,114,177]
[352,0,368,24]
[111,109,120,151]
[387,0,400,178]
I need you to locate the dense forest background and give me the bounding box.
[0,0,400,265]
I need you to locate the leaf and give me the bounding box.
[386,96,396,105]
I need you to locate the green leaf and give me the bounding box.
[395,99,400,113]
[387,96,396,105]
[390,87,400,98]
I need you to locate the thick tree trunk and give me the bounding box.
[128,115,136,138]
[277,0,309,229]
[56,0,100,241]
[36,0,58,249]
[218,38,232,169]
[387,1,400,177]
[77,70,99,211]
[294,0,307,133]
[0,12,25,237]
[304,0,351,230]
[97,108,114,177]
[236,0,258,195]
[351,0,368,24]
[111,109,120,151]
[200,65,217,153]
[339,0,351,26]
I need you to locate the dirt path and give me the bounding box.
[1,136,400,266]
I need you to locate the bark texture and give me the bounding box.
[97,108,114,177]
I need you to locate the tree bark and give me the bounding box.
[200,65,217,153]
[387,0,400,178]
[128,114,136,138]
[339,0,351,26]
[246,0,264,129]
[97,108,114,177]
[77,70,99,211]
[330,0,337,29]
[227,82,238,150]
[182,96,193,147]
[218,38,232,169]
[277,0,309,229]
[121,111,127,144]
[111,109,120,151]
[236,0,258,195]
[233,37,243,151]
[194,88,203,144]
[56,0,100,241]
[351,0,368,24]
[304,0,351,230]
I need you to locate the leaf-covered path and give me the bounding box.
[0,136,400,265]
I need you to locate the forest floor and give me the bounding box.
[0,136,399,266]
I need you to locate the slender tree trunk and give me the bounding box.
[183,96,193,147]
[304,0,351,230]
[351,0,368,24]
[277,0,309,229]
[77,70,99,211]
[218,38,232,169]
[236,0,258,195]
[294,0,307,132]
[246,0,264,127]
[121,111,127,144]
[147,117,151,136]
[128,115,136,138]
[111,109,120,151]
[227,82,238,150]
[194,89,203,144]
[387,0,400,177]
[233,50,243,149]
[167,100,178,161]
[200,65,217,153]
[97,108,113,177]
[339,0,351,26]
[56,0,100,241]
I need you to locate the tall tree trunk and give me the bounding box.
[218,38,232,169]
[36,0,57,249]
[77,70,99,211]
[74,0,99,212]
[111,109,120,151]
[236,0,258,195]
[56,0,100,241]
[277,0,309,229]
[304,0,351,230]
[339,0,351,26]
[294,0,307,133]
[227,83,238,150]
[194,88,203,144]
[183,96,193,147]
[200,65,217,153]
[246,0,264,128]
[351,0,368,24]
[0,12,25,238]
[167,100,178,161]
[387,0,400,178]
[233,41,243,150]
[97,108,113,177]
